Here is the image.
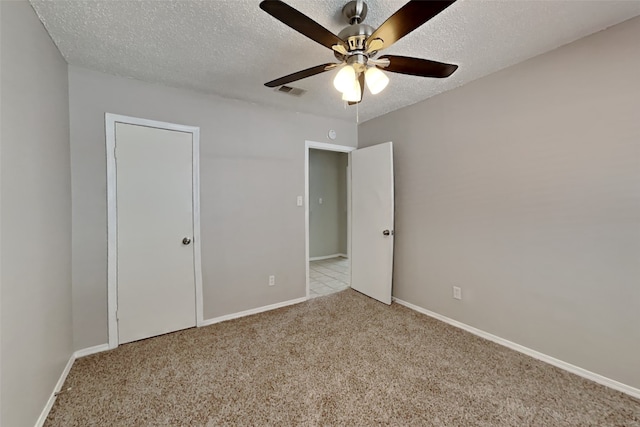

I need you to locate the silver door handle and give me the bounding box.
[383,230,393,236]
[182,237,192,245]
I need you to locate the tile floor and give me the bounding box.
[309,256,350,298]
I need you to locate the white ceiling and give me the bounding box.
[30,0,640,123]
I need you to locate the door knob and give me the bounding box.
[182,237,192,245]
[383,230,393,236]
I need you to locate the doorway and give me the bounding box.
[305,141,355,299]
[309,148,350,298]
[305,140,395,305]
[106,114,203,348]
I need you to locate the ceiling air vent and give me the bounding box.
[275,85,306,96]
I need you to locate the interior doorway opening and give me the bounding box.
[309,147,349,298]
[305,141,355,299]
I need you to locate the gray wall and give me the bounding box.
[0,2,73,425]
[309,150,348,258]
[359,16,640,389]
[69,66,357,350]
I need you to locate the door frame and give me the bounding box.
[105,113,203,349]
[305,141,356,299]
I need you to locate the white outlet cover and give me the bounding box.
[296,196,303,206]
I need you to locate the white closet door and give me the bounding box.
[116,123,196,344]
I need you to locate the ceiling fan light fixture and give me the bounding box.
[365,66,389,95]
[260,0,460,106]
[333,65,357,93]
[341,79,362,102]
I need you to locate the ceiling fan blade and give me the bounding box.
[348,72,366,106]
[379,55,458,78]
[260,1,346,51]
[368,0,456,51]
[264,63,338,88]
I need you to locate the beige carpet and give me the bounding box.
[46,290,640,426]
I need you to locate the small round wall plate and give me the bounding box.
[328,129,337,140]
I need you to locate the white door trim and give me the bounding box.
[305,141,356,299]
[105,113,203,349]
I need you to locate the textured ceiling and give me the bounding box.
[30,0,640,123]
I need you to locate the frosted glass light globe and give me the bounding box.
[333,65,356,93]
[341,79,362,103]
[365,67,389,95]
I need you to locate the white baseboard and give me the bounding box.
[35,343,110,426]
[309,253,348,261]
[35,354,75,427]
[393,297,640,400]
[74,343,110,359]
[200,297,307,327]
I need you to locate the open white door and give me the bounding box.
[351,142,394,304]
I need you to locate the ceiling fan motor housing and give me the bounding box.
[335,23,375,61]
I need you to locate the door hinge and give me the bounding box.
[115,310,119,321]
[113,146,117,160]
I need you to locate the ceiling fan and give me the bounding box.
[259,0,459,105]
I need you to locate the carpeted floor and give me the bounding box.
[46,289,640,426]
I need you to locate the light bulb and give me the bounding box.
[365,67,389,95]
[333,65,356,93]
[341,79,362,103]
